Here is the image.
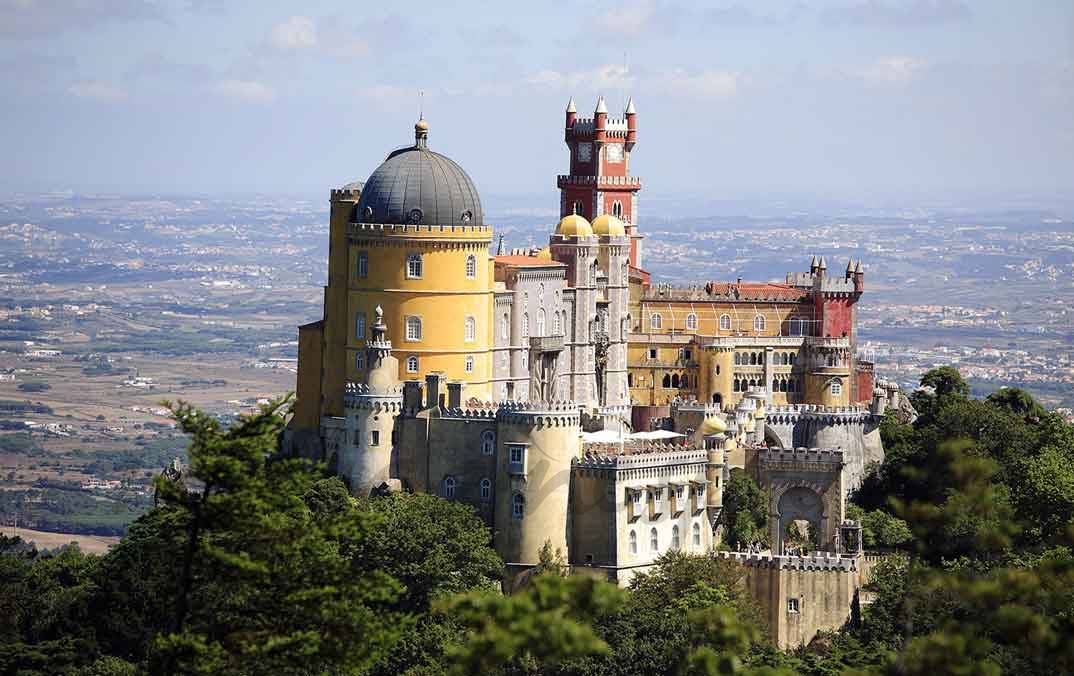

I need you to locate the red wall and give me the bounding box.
[815,296,854,338]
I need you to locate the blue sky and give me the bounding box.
[1,0,1072,201]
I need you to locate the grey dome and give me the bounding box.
[355,134,483,227]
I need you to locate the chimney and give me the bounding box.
[447,382,463,409]
[425,373,446,410]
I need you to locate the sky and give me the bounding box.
[1,0,1072,202]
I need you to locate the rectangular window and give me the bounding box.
[370,430,379,446]
[356,251,368,278]
[509,445,524,464]
[355,352,364,370]
[648,348,658,360]
[507,444,526,475]
[355,312,366,339]
[788,598,800,614]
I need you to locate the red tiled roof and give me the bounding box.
[493,255,564,267]
[704,282,808,301]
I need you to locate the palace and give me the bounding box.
[286,98,903,647]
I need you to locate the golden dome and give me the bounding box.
[555,214,593,237]
[700,415,728,436]
[536,246,552,260]
[591,213,626,236]
[414,117,429,132]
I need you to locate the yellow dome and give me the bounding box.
[536,246,552,260]
[700,415,728,436]
[591,214,626,236]
[555,214,593,237]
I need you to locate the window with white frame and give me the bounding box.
[753,314,766,332]
[651,487,663,514]
[650,313,662,330]
[521,313,529,338]
[465,254,476,279]
[406,355,419,373]
[464,355,474,373]
[481,430,495,456]
[480,478,492,501]
[830,377,843,396]
[464,316,476,342]
[675,484,685,511]
[370,430,379,446]
[508,444,525,465]
[692,521,701,547]
[719,314,732,331]
[442,476,456,499]
[788,598,800,613]
[789,316,806,336]
[356,250,368,278]
[406,253,423,279]
[553,311,561,335]
[686,313,698,330]
[671,525,680,550]
[355,352,364,371]
[355,312,366,339]
[629,530,637,555]
[648,348,658,360]
[536,309,546,335]
[405,316,422,341]
[512,493,525,519]
[650,528,659,552]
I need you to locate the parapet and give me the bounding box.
[497,400,581,427]
[346,222,492,239]
[573,443,709,470]
[717,550,859,572]
[758,446,844,468]
[343,381,402,409]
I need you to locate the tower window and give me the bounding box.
[572,200,584,216]
[629,530,637,555]
[650,313,662,330]
[370,430,380,446]
[481,430,495,456]
[406,355,419,373]
[406,316,422,341]
[355,312,366,339]
[612,200,623,219]
[442,476,456,499]
[512,493,525,520]
[788,598,800,614]
[464,355,474,373]
[521,313,529,338]
[650,527,659,552]
[671,525,680,550]
[355,352,365,371]
[830,378,843,396]
[356,251,368,278]
[464,316,476,342]
[465,254,477,279]
[648,348,657,360]
[753,314,766,332]
[406,253,423,279]
[692,521,701,547]
[685,313,698,331]
[480,478,492,501]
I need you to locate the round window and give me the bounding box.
[461,210,473,223]
[408,208,423,224]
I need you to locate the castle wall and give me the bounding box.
[293,320,324,433]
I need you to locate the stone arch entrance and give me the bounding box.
[763,426,784,449]
[775,486,824,554]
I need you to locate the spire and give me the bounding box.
[846,259,854,276]
[810,254,818,270]
[595,96,607,114]
[625,97,636,114]
[854,260,864,274]
[566,97,576,113]
[496,233,505,256]
[818,256,827,270]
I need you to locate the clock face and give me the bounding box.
[605,143,624,163]
[577,142,592,162]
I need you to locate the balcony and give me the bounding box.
[806,336,851,350]
[530,335,565,353]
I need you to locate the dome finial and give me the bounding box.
[414,115,429,149]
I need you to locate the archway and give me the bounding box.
[711,393,723,406]
[775,486,824,555]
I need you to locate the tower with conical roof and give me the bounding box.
[559,96,644,267]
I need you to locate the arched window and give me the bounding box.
[692,522,701,547]
[686,313,698,331]
[753,314,766,332]
[627,373,633,387]
[749,353,757,366]
[465,254,476,279]
[650,527,659,552]
[442,476,456,499]
[406,316,422,341]
[512,493,525,520]
[552,311,561,335]
[355,352,364,371]
[671,373,680,389]
[733,379,740,392]
[355,312,366,339]
[464,355,474,373]
[521,313,529,338]
[830,377,843,396]
[501,313,509,340]
[734,352,741,366]
[671,525,681,550]
[629,530,638,555]
[716,365,721,375]
[406,253,423,279]
[662,374,671,388]
[572,200,584,216]
[612,200,623,218]
[790,353,797,366]
[780,379,788,392]
[356,251,368,278]
[481,430,495,455]
[758,351,765,365]
[782,353,790,366]
[521,350,528,369]
[406,355,419,373]
[464,316,476,342]
[536,309,546,335]
[719,314,731,331]
[480,478,492,501]
[650,313,662,330]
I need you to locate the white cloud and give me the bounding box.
[269,15,318,50]
[67,81,128,102]
[654,69,740,99]
[852,56,928,85]
[215,79,275,103]
[523,65,635,93]
[356,84,415,102]
[596,0,663,37]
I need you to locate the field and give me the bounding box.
[4,526,120,554]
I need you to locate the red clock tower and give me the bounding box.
[559,96,644,267]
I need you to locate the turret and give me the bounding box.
[594,96,607,141]
[817,256,827,278]
[625,97,637,149]
[845,259,854,280]
[810,254,819,274]
[853,260,864,292]
[565,97,577,135]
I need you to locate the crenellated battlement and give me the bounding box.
[497,400,581,427]
[346,222,493,238]
[759,446,844,467]
[557,175,642,187]
[717,550,859,572]
[574,445,709,469]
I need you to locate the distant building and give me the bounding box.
[285,99,900,645]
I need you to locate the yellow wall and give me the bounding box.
[637,299,811,337]
[293,321,324,430]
